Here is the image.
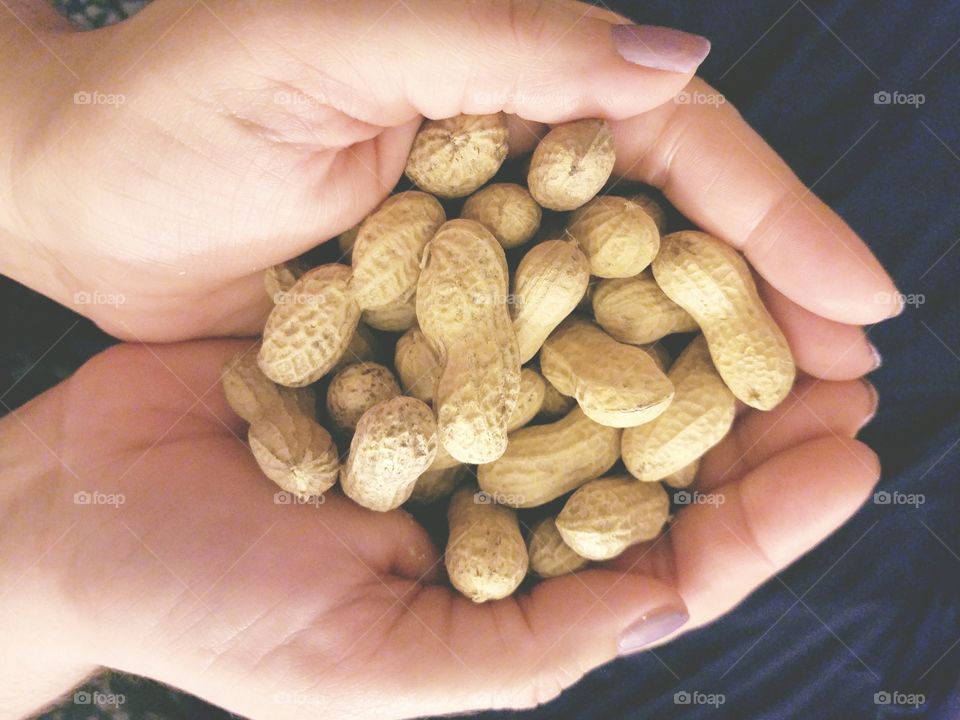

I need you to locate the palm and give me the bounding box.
[10,340,876,719]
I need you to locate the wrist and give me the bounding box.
[0,4,75,293]
[0,392,100,718]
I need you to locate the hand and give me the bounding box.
[2,0,897,353]
[0,341,879,719]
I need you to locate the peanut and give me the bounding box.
[361,294,418,333]
[445,486,528,602]
[622,335,736,482]
[511,237,590,363]
[537,374,576,420]
[394,326,440,403]
[663,458,700,489]
[630,192,667,233]
[556,475,670,561]
[259,264,361,387]
[349,192,445,310]
[461,182,542,249]
[507,368,546,432]
[567,196,660,278]
[592,272,698,345]
[340,396,438,512]
[325,362,401,433]
[405,113,509,198]
[527,119,615,210]
[527,517,589,578]
[264,259,309,301]
[652,231,795,410]
[477,407,621,508]
[222,345,314,424]
[416,219,521,463]
[409,465,466,505]
[539,317,674,428]
[248,404,339,499]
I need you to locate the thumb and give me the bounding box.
[200,0,710,124]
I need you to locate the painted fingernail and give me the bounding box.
[617,606,690,655]
[892,292,906,317]
[859,379,879,430]
[868,342,883,370]
[612,25,711,73]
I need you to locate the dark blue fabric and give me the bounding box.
[471,2,960,719]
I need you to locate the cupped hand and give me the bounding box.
[4,0,897,359]
[0,341,879,719]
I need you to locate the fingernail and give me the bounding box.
[859,379,879,430]
[612,25,711,73]
[868,342,883,371]
[617,606,689,655]
[892,292,906,317]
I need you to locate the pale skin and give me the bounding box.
[0,1,894,718]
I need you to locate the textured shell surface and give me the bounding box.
[622,335,735,481]
[362,294,418,333]
[592,272,698,345]
[259,264,361,387]
[477,407,621,508]
[326,362,401,432]
[222,345,314,423]
[567,196,660,278]
[528,516,589,578]
[556,475,669,560]
[445,486,528,602]
[506,368,546,432]
[340,396,438,512]
[349,192,445,310]
[417,219,521,463]
[394,326,441,403]
[527,119,616,210]
[248,406,339,499]
[461,182,542,248]
[512,238,591,363]
[405,113,509,197]
[652,231,795,410]
[540,317,674,428]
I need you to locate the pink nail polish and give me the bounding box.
[611,25,711,73]
[859,379,879,429]
[617,607,689,655]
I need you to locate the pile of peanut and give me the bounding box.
[221,114,796,603]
